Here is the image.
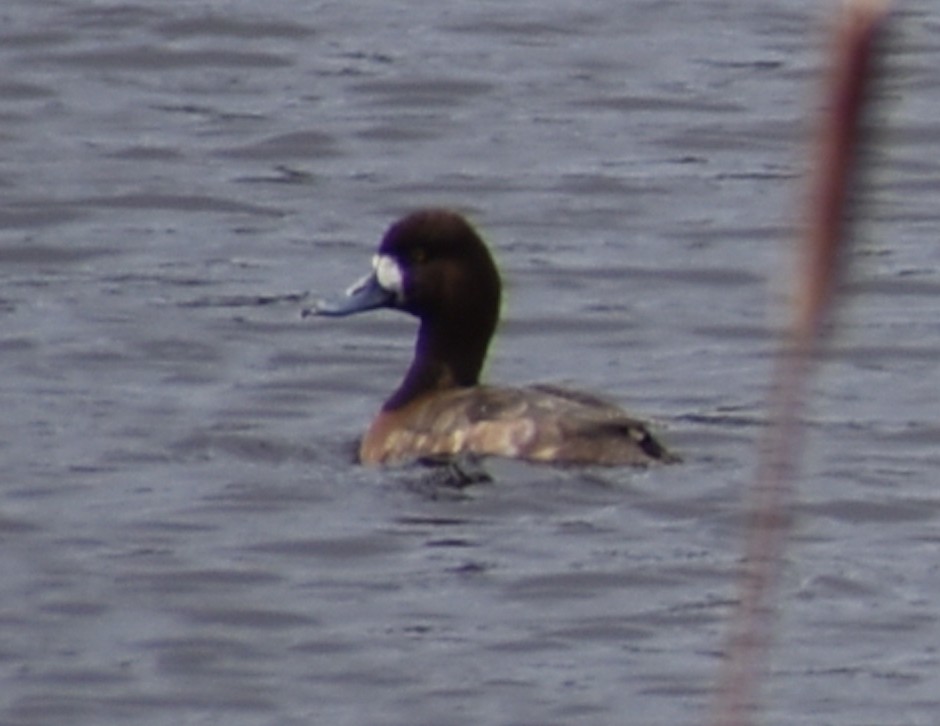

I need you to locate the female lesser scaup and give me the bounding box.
[310,209,678,466]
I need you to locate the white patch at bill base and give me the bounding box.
[373,254,404,299]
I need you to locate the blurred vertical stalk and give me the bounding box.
[711,2,891,725]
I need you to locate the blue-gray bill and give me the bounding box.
[302,271,394,318]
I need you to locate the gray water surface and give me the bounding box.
[2,1,940,725]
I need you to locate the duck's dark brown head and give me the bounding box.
[313,209,502,408]
[379,210,500,327]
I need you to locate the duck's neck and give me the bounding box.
[383,318,491,410]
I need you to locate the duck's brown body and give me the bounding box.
[313,209,677,467]
[361,383,677,466]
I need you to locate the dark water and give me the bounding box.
[2,1,939,724]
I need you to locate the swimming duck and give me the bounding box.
[309,209,678,466]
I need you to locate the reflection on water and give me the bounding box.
[2,1,940,724]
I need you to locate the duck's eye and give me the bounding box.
[410,247,428,264]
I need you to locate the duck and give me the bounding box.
[308,209,678,467]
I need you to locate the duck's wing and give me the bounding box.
[442,385,677,465]
[524,385,678,464]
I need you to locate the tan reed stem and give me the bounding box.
[711,3,891,725]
